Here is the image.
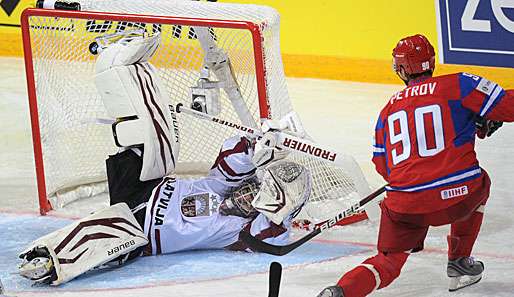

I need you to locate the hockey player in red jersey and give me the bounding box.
[317,34,514,297]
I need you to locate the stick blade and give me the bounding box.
[268,262,282,297]
[240,229,320,256]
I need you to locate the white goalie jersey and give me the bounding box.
[143,135,291,255]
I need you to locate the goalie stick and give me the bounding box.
[175,104,346,168]
[239,185,387,256]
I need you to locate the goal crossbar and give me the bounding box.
[21,8,270,215]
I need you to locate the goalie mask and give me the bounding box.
[252,160,312,225]
[220,178,260,218]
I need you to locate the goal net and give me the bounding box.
[22,0,370,223]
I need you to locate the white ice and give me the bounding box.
[1,56,514,296]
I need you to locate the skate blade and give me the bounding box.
[18,257,53,281]
[449,274,482,292]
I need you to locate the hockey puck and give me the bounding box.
[89,42,99,55]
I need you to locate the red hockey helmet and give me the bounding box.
[392,34,435,76]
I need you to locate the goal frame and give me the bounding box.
[21,8,271,215]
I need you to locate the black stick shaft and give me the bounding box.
[268,262,282,297]
[240,185,387,256]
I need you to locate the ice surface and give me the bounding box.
[0,213,367,293]
[1,57,514,296]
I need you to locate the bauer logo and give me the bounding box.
[107,240,136,256]
[436,0,514,68]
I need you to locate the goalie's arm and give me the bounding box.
[228,215,290,252]
[208,135,257,185]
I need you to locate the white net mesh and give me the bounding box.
[25,0,369,221]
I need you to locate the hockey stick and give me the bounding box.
[175,104,346,168]
[268,262,282,297]
[239,185,387,256]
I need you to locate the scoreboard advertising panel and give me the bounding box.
[436,0,514,68]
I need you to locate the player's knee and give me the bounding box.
[364,251,409,289]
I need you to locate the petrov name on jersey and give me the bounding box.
[390,82,438,104]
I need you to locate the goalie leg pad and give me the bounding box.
[18,203,148,285]
[95,34,179,181]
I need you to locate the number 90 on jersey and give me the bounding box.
[388,104,445,166]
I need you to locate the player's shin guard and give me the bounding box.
[337,252,409,297]
[447,204,485,260]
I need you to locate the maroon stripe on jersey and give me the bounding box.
[155,229,162,255]
[218,159,256,177]
[226,221,288,252]
[211,137,250,170]
[255,222,288,241]
[215,168,247,183]
[145,177,172,255]
[225,223,252,251]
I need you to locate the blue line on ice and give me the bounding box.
[0,213,369,292]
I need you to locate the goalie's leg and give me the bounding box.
[95,31,179,181]
[18,203,148,285]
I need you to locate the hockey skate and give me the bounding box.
[316,285,344,297]
[18,246,56,284]
[447,257,484,292]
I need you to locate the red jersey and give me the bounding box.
[373,72,514,214]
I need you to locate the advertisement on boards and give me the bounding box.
[436,0,514,68]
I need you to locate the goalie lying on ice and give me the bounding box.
[18,30,311,286]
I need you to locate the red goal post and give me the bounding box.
[20,3,371,228]
[21,8,271,215]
